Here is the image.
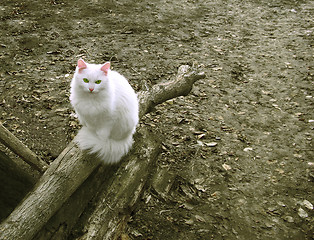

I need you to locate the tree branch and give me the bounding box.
[0,122,48,173]
[138,65,205,117]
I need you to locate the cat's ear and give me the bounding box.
[77,59,87,72]
[100,62,110,76]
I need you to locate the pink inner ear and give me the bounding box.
[101,62,110,75]
[77,59,87,70]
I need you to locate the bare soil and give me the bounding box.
[0,0,313,239]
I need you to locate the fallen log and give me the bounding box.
[0,140,97,240]
[0,65,205,240]
[33,127,158,240]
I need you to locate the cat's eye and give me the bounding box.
[95,80,101,84]
[83,78,89,83]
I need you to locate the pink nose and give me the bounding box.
[89,88,94,92]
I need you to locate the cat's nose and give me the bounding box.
[89,88,94,92]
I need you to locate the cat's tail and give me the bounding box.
[75,126,134,163]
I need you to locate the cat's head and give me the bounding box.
[74,59,110,94]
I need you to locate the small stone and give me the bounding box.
[302,200,313,210]
[206,142,218,147]
[298,207,308,218]
[277,201,286,207]
[308,162,314,168]
[244,147,253,152]
[184,219,194,225]
[222,163,232,171]
[309,120,314,123]
[197,133,206,139]
[283,216,294,223]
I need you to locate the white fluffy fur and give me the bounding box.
[70,59,139,163]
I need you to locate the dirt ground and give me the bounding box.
[0,0,313,239]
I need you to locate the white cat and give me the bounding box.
[70,59,139,163]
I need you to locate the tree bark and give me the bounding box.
[0,65,205,240]
[77,127,160,240]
